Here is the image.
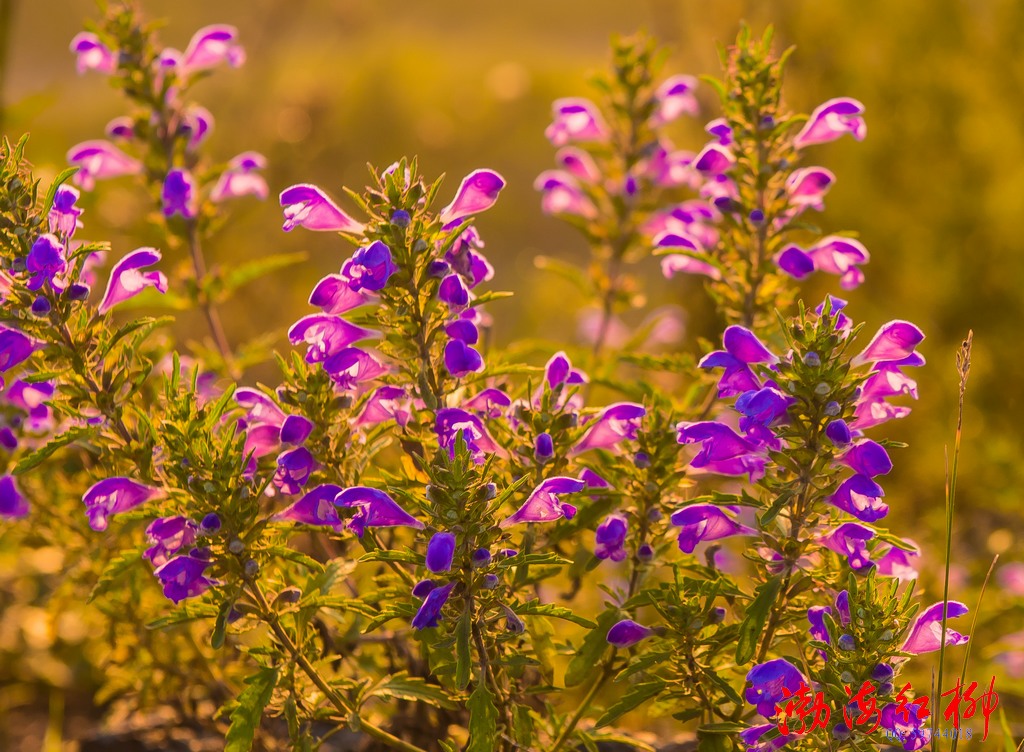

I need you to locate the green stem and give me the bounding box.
[548,656,616,752]
[185,221,235,375]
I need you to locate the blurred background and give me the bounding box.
[3,0,1024,746]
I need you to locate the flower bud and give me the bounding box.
[634,451,651,469]
[228,538,244,555]
[814,382,831,396]
[391,209,411,227]
[824,400,842,416]
[803,351,821,367]
[637,543,655,562]
[534,432,554,464]
[838,633,855,651]
[871,663,894,682]
[749,209,765,224]
[482,573,499,589]
[879,629,895,642]
[200,513,222,534]
[478,482,497,501]
[243,559,259,578]
[274,587,302,604]
[412,579,437,598]
[471,548,492,567]
[412,239,428,253]
[878,682,894,697]
[30,296,51,316]
[832,723,851,742]
[707,606,726,624]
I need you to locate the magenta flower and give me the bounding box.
[143,517,199,567]
[500,477,585,527]
[161,169,198,219]
[645,201,721,249]
[785,167,834,213]
[280,415,314,445]
[880,704,929,751]
[656,232,721,281]
[534,171,597,218]
[444,340,484,378]
[745,658,807,718]
[735,386,793,433]
[235,386,287,426]
[274,446,316,495]
[4,380,55,437]
[819,522,875,571]
[83,477,162,531]
[876,539,920,580]
[0,328,37,377]
[0,475,28,519]
[309,272,371,314]
[438,273,471,309]
[853,354,924,429]
[545,98,610,146]
[272,484,344,528]
[241,423,279,468]
[439,169,506,226]
[571,402,645,454]
[851,321,925,367]
[26,234,67,291]
[67,141,142,191]
[181,24,245,72]
[154,551,216,603]
[777,236,870,290]
[670,503,756,554]
[324,347,388,390]
[606,619,654,648]
[411,581,456,630]
[280,184,365,234]
[838,440,892,477]
[335,486,424,537]
[353,385,412,428]
[705,118,733,147]
[828,474,888,522]
[98,248,168,314]
[555,147,601,182]
[287,314,375,363]
[699,326,779,397]
[445,227,494,288]
[692,143,735,174]
[825,419,852,446]
[345,241,397,292]
[652,75,699,124]
[464,388,511,419]
[210,151,268,202]
[677,422,768,481]
[794,97,866,149]
[544,351,588,391]
[594,514,628,562]
[48,185,83,238]
[901,601,969,654]
[435,408,503,463]
[105,116,135,140]
[807,606,832,647]
[426,532,456,573]
[70,32,116,74]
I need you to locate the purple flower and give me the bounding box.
[699,326,779,397]
[353,385,412,428]
[444,340,485,378]
[880,704,929,751]
[68,141,143,191]
[324,347,388,390]
[48,185,82,238]
[105,116,135,140]
[273,484,345,528]
[411,580,456,629]
[571,402,645,455]
[901,601,969,654]
[70,32,116,74]
[595,514,628,562]
[345,241,397,292]
[412,579,437,598]
[652,75,699,125]
[670,504,756,554]
[211,151,268,202]
[704,118,733,146]
[693,143,735,174]
[819,522,875,571]
[838,440,892,477]
[739,724,793,752]
[446,318,479,344]
[785,167,834,213]
[309,272,370,314]
[0,328,36,375]
[544,351,588,391]
[162,169,198,219]
[235,386,287,426]
[534,432,554,463]
[4,380,54,435]
[735,386,793,433]
[181,24,245,72]
[794,97,866,149]
[851,321,925,367]
[444,227,494,288]
[745,658,807,718]
[335,486,424,537]
[83,477,161,531]
[776,237,870,290]
[439,169,506,226]
[464,388,511,419]
[606,619,653,648]
[179,105,214,149]
[825,419,852,446]
[500,477,585,527]
[288,315,375,363]
[274,446,316,495]
[556,147,601,182]
[535,170,598,219]
[828,473,888,522]
[435,408,503,463]
[835,590,851,625]
[280,184,365,234]
[144,516,199,567]
[154,551,216,603]
[438,274,471,308]
[807,606,832,646]
[656,232,720,281]
[853,356,924,429]
[26,234,67,291]
[280,414,314,445]
[646,201,721,248]
[98,247,168,313]
[676,422,768,481]
[426,532,456,573]
[0,475,28,519]
[876,539,920,580]
[545,98,609,146]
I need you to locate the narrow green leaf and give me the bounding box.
[369,671,457,710]
[466,683,497,752]
[212,599,233,649]
[42,167,79,215]
[223,252,309,295]
[224,667,279,752]
[736,577,782,664]
[513,600,596,628]
[89,551,143,603]
[455,610,472,691]
[15,426,96,473]
[594,679,665,728]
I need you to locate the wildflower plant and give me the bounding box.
[0,8,987,752]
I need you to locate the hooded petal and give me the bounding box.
[652,74,699,124]
[900,601,969,654]
[280,184,364,234]
[606,619,654,647]
[745,658,807,718]
[98,248,168,313]
[335,486,424,536]
[724,326,778,364]
[819,522,875,571]
[545,98,610,146]
[794,97,867,149]
[500,477,585,527]
[83,477,161,531]
[670,503,756,553]
[851,321,925,367]
[273,484,344,528]
[287,315,375,363]
[571,402,645,455]
[439,169,506,225]
[0,475,29,518]
[182,24,245,71]
[309,273,370,314]
[828,474,888,522]
[411,581,456,629]
[838,440,893,477]
[70,32,116,74]
[426,532,456,573]
[67,141,143,191]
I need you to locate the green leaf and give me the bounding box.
[89,551,143,603]
[594,679,666,728]
[224,666,279,752]
[466,683,497,752]
[736,577,783,664]
[42,167,79,215]
[565,608,617,686]
[696,730,734,752]
[14,426,96,473]
[513,600,596,628]
[222,252,309,296]
[369,671,457,710]
[455,610,472,691]
[147,602,219,629]
[358,549,421,564]
[212,599,233,649]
